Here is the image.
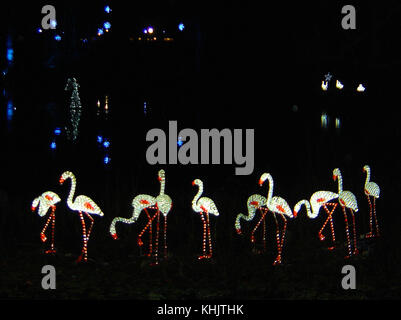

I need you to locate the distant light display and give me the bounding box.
[6,49,13,62]
[192,179,219,260]
[336,80,344,90]
[104,22,111,30]
[321,81,328,91]
[64,78,82,142]
[333,168,359,258]
[60,171,104,263]
[37,28,43,33]
[54,35,61,41]
[104,156,110,164]
[103,140,110,148]
[259,173,294,265]
[50,141,56,150]
[363,165,380,238]
[177,136,184,147]
[357,84,365,92]
[178,23,185,31]
[54,128,61,135]
[97,135,103,143]
[98,28,104,36]
[32,191,61,254]
[105,5,111,13]
[148,26,154,34]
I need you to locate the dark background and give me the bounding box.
[0,1,400,301]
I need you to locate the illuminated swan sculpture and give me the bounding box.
[363,165,380,238]
[333,168,359,258]
[259,173,294,265]
[60,171,104,263]
[31,191,61,254]
[110,170,172,264]
[235,194,268,250]
[294,190,339,249]
[192,179,219,260]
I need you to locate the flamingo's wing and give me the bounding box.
[76,195,104,215]
[199,197,219,216]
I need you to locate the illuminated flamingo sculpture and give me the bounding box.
[31,191,61,254]
[110,170,172,264]
[235,194,268,250]
[192,179,219,260]
[294,190,339,249]
[259,173,294,265]
[59,171,104,263]
[333,168,359,258]
[363,165,380,238]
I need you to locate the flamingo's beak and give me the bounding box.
[258,179,263,186]
[111,233,118,240]
[59,178,65,184]
[293,210,298,218]
[192,181,195,186]
[332,175,336,181]
[158,176,162,181]
[31,206,36,212]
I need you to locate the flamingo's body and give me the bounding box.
[363,165,380,238]
[259,173,294,265]
[333,168,359,258]
[192,179,219,260]
[235,194,268,249]
[60,171,104,262]
[31,191,61,254]
[109,170,172,264]
[294,190,339,248]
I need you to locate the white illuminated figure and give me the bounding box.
[59,171,104,263]
[259,173,294,265]
[357,84,365,92]
[321,81,328,91]
[333,168,359,258]
[31,191,61,254]
[109,170,172,265]
[294,190,339,250]
[235,194,268,250]
[64,78,82,142]
[192,179,219,260]
[336,80,344,90]
[363,165,380,238]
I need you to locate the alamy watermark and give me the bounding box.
[41,5,57,30]
[41,265,56,289]
[146,121,254,175]
[341,265,356,290]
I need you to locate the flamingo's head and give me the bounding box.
[363,165,370,172]
[259,173,271,186]
[31,198,39,212]
[158,169,165,182]
[192,179,201,186]
[235,228,242,235]
[332,168,341,181]
[293,210,298,218]
[59,171,74,185]
[111,233,118,240]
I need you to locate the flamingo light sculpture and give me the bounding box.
[59,171,104,263]
[31,191,61,254]
[235,194,268,251]
[363,165,380,238]
[333,168,359,258]
[192,179,219,260]
[259,173,294,265]
[110,170,172,264]
[294,190,339,249]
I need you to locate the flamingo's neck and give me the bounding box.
[301,200,313,218]
[266,175,274,202]
[159,177,165,195]
[192,183,203,211]
[337,173,343,194]
[364,168,371,188]
[66,174,76,210]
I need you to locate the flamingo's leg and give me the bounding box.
[77,211,88,263]
[323,203,337,250]
[274,214,287,266]
[366,194,373,238]
[262,209,267,252]
[319,206,332,241]
[206,211,212,258]
[251,208,266,244]
[40,211,53,243]
[45,207,57,254]
[272,213,281,265]
[373,197,380,237]
[152,209,160,265]
[164,215,168,259]
[349,209,359,255]
[137,209,158,247]
[198,211,207,260]
[342,206,352,259]
[143,208,153,257]
[84,212,94,241]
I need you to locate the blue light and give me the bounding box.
[50,20,57,28]
[177,137,184,147]
[104,22,111,30]
[7,100,13,121]
[97,136,103,143]
[54,128,61,135]
[54,35,61,41]
[105,5,111,13]
[6,49,13,62]
[104,156,110,164]
[178,23,185,31]
[103,140,110,148]
[37,28,43,33]
[50,141,56,149]
[143,28,148,34]
[98,28,104,36]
